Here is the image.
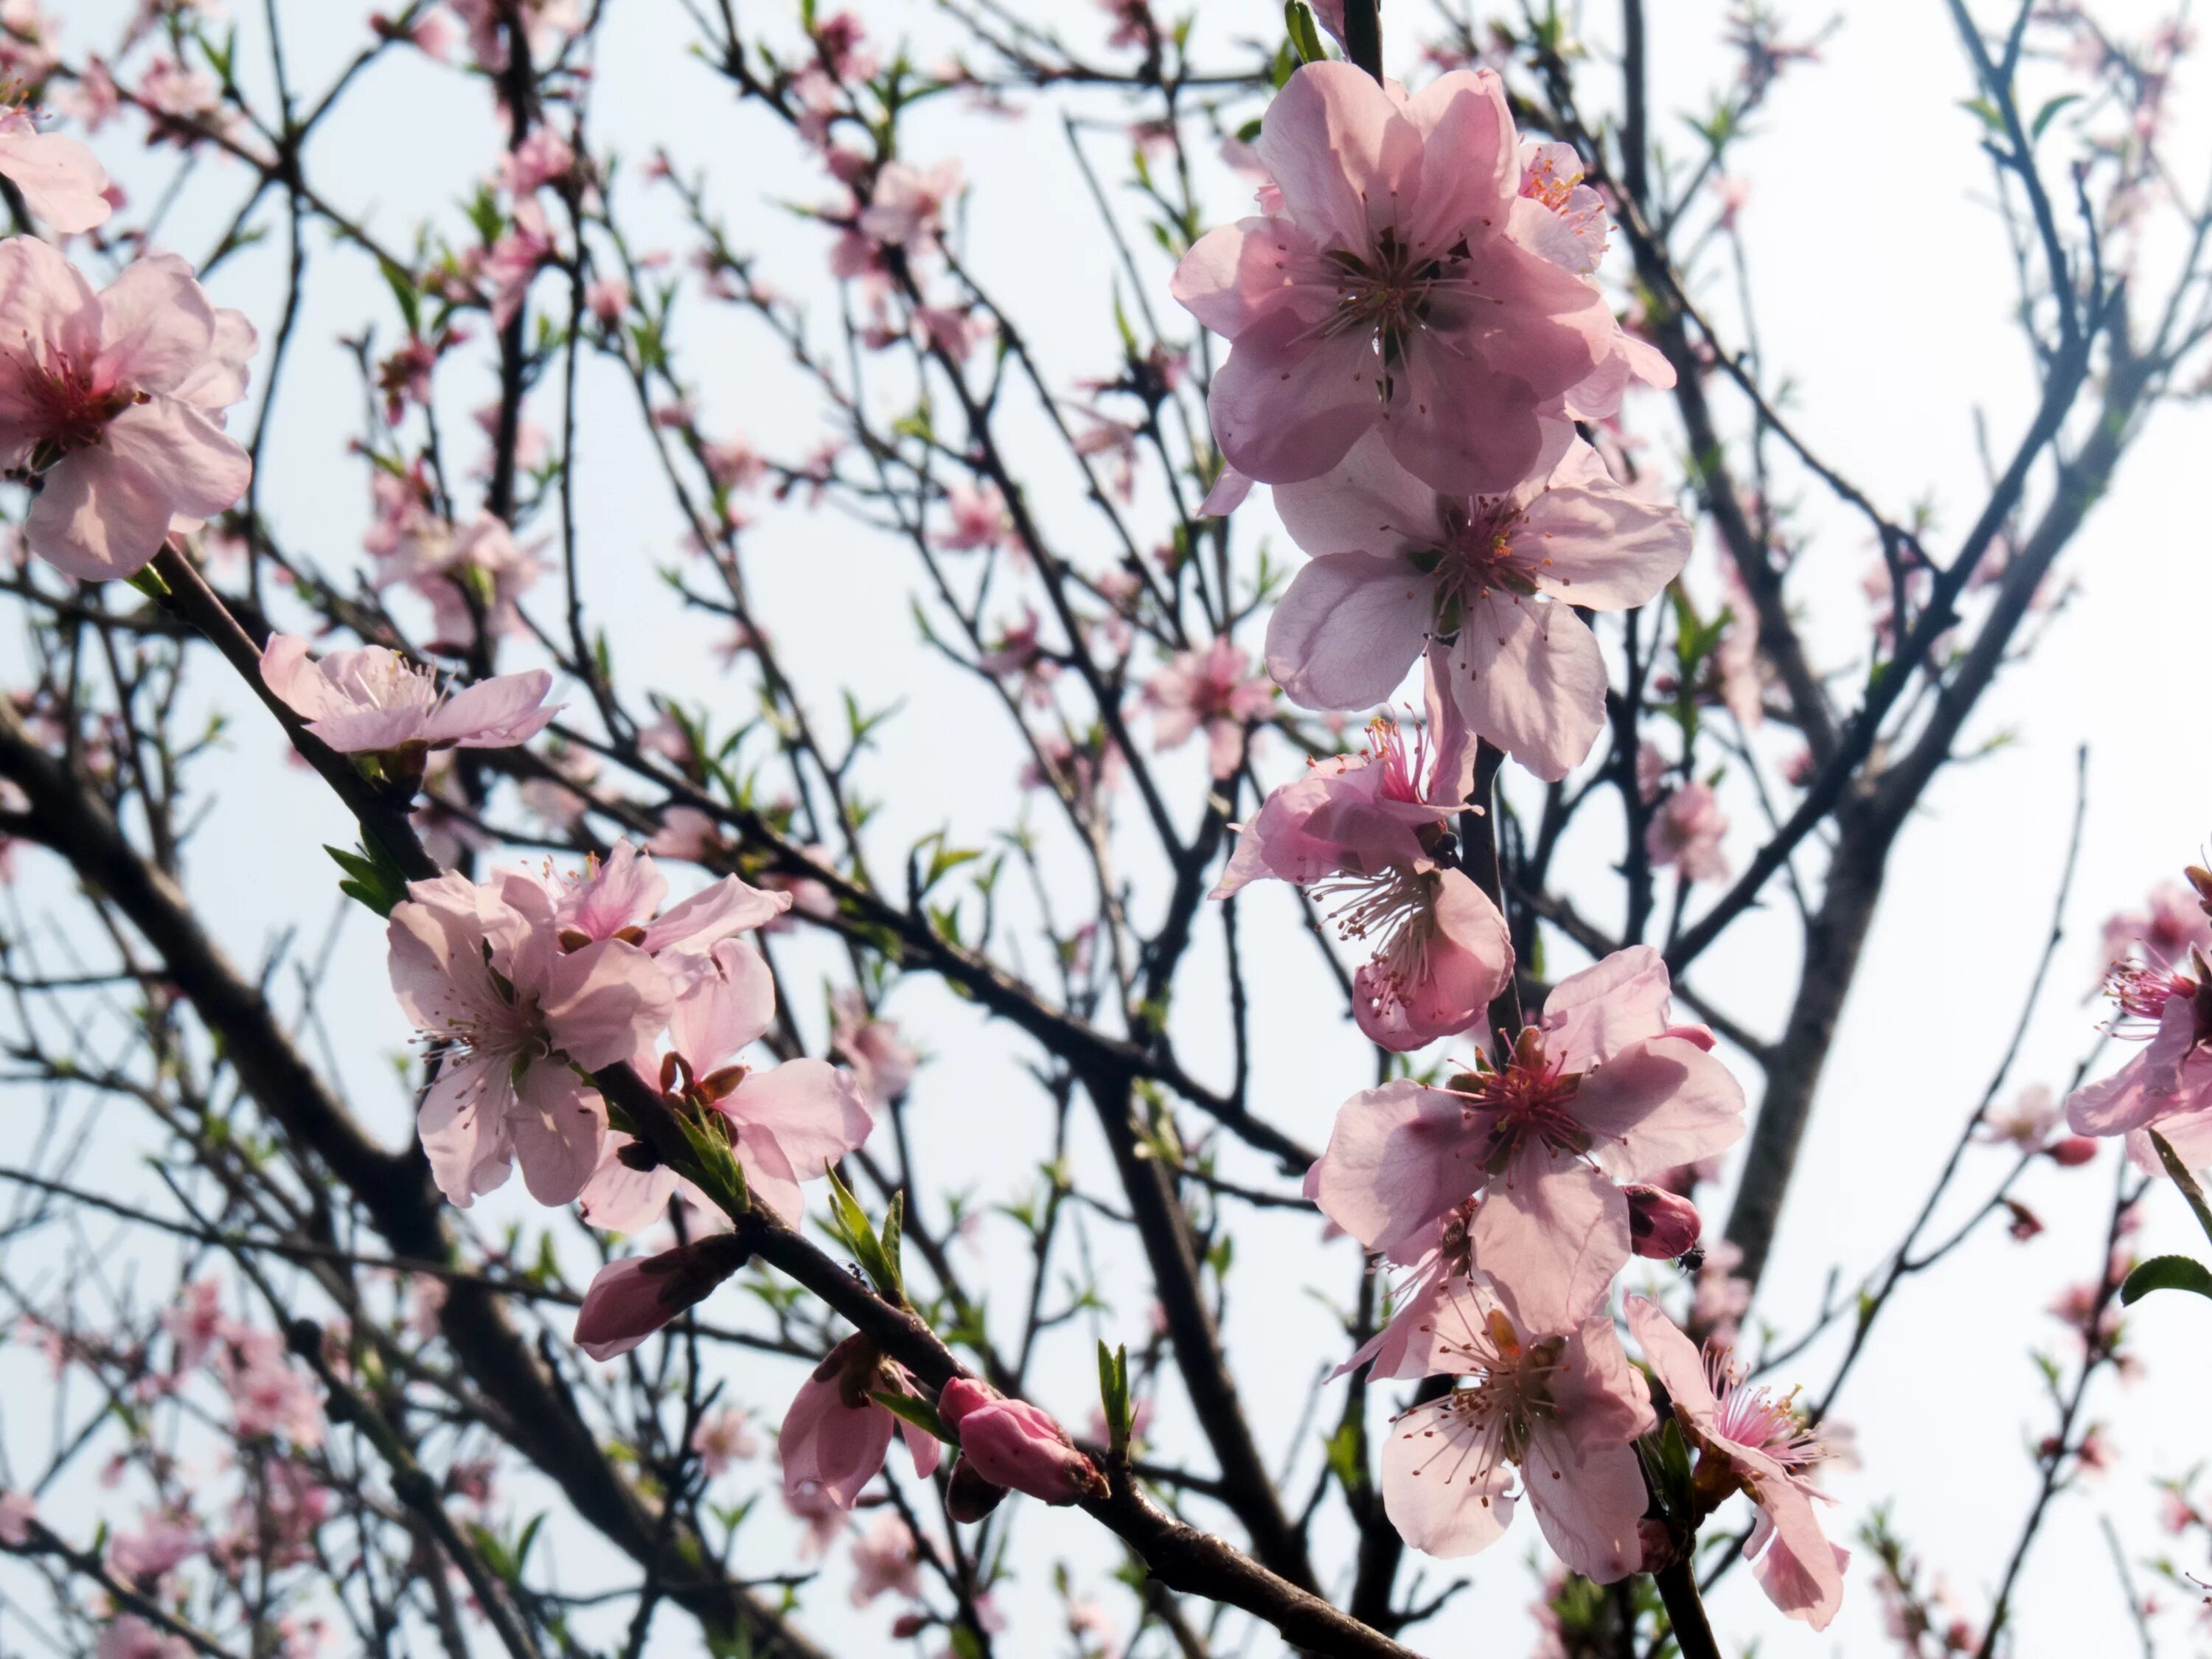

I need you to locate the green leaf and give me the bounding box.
[2031,93,2081,141]
[324,841,410,917]
[822,1164,901,1300]
[2121,1253,2212,1307]
[1284,1,1326,65]
[1095,1340,1130,1453]
[878,1191,905,1290]
[871,1388,951,1443]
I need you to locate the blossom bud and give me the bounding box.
[1624,1183,1703,1261]
[938,1378,1109,1506]
[2045,1136,2098,1168]
[944,1455,1010,1523]
[889,1614,929,1640]
[2003,1199,2045,1241]
[573,1235,749,1360]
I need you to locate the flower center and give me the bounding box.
[1314,863,1438,1006]
[1398,1307,1567,1498]
[1448,1028,1592,1173]
[17,344,142,467]
[1706,1347,1828,1471]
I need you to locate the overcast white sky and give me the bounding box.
[12,0,2212,1655]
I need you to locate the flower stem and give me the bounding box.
[1459,738,1526,1054]
[2148,1128,2212,1251]
[1343,0,1382,79]
[1652,1559,1722,1659]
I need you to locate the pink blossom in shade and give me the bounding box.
[785,1484,845,1559]
[1625,1297,1848,1630]
[162,1279,229,1369]
[481,197,554,328]
[858,160,961,250]
[386,869,674,1207]
[501,127,575,196]
[1515,142,1609,274]
[1144,636,1273,779]
[701,435,765,493]
[1307,946,1744,1318]
[830,989,919,1109]
[2067,959,2212,1175]
[1169,63,1612,493]
[848,1512,921,1606]
[1213,714,1511,1051]
[108,1514,201,1581]
[0,1489,33,1545]
[933,479,1012,553]
[0,243,258,582]
[257,635,558,755]
[2101,880,2212,973]
[691,1405,760,1475]
[380,511,545,650]
[646,805,724,863]
[1381,1272,1654,1580]
[1197,462,1254,518]
[1267,436,1688,781]
[0,111,111,234]
[977,607,1059,703]
[584,274,630,324]
[215,1328,324,1447]
[96,1615,190,1659]
[449,0,580,72]
[1978,1082,2062,1151]
[573,1234,749,1360]
[1646,780,1730,883]
[577,939,872,1231]
[780,1333,943,1510]
[939,1378,1110,1505]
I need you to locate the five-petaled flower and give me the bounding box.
[259,633,559,756]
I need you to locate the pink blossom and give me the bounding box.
[0,244,257,581]
[1646,780,1730,883]
[1713,566,1765,729]
[934,479,1012,552]
[859,160,961,249]
[501,127,575,195]
[574,1235,748,1360]
[386,869,674,1206]
[939,1377,1109,1505]
[575,939,872,1231]
[481,198,554,328]
[691,1405,759,1475]
[977,607,1058,703]
[779,1333,943,1509]
[646,805,723,862]
[701,434,765,493]
[1144,636,1272,779]
[1979,1083,2061,1151]
[584,274,630,324]
[0,1489,33,1545]
[162,1279,229,1369]
[0,110,111,234]
[1627,1298,1848,1630]
[1624,1183,1702,1259]
[1170,63,1610,492]
[831,989,919,1108]
[1268,436,1688,780]
[1214,714,1511,1051]
[258,634,557,754]
[215,1328,324,1446]
[540,838,788,956]
[96,1615,189,1659]
[378,510,544,650]
[848,1512,920,1605]
[1382,1272,1653,1579]
[2068,959,2212,1174]
[109,1514,201,1581]
[449,0,579,72]
[2101,880,2212,973]
[1307,947,1742,1318]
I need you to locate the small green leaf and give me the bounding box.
[871,1388,951,1443]
[2031,93,2081,140]
[1284,0,1326,65]
[2121,1253,2212,1307]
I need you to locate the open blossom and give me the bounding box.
[939,1377,1109,1506]
[0,243,257,580]
[2101,878,2212,973]
[258,634,557,755]
[1308,946,1743,1316]
[378,510,544,650]
[1267,436,1689,780]
[1144,636,1272,779]
[1169,63,1610,493]
[830,989,918,1108]
[387,868,674,1206]
[1214,713,1512,1050]
[577,936,872,1229]
[858,160,961,249]
[1646,779,1730,883]
[0,111,111,234]
[780,1333,942,1509]
[1627,1298,1847,1630]
[2067,953,2212,1172]
[933,479,1012,553]
[849,1512,920,1605]
[691,1405,759,1475]
[1382,1272,1653,1579]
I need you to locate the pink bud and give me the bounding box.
[2046,1135,2099,1167]
[937,1378,1108,1506]
[585,276,630,324]
[889,1614,928,1640]
[573,1236,748,1360]
[2005,1199,2046,1241]
[1624,1184,1703,1261]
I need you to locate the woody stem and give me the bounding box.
[1652,1558,1722,1659]
[1459,738,1526,1058]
